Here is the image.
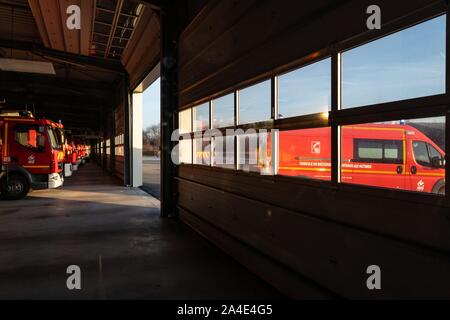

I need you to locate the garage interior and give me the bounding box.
[1,0,450,299]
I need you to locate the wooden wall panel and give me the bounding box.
[174,0,450,297]
[178,0,441,107]
[179,207,335,299]
[177,177,450,298]
[28,0,93,55]
[114,101,125,182]
[122,8,161,90]
[178,166,450,251]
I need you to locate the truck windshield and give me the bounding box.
[47,126,60,150]
[56,128,65,148]
[413,141,444,167]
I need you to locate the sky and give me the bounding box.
[142,78,160,130]
[342,15,446,108]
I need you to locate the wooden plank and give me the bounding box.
[37,0,65,51]
[177,179,450,298]
[178,0,441,107]
[80,0,94,55]
[58,0,80,54]
[27,0,51,47]
[177,165,450,251]
[179,206,336,299]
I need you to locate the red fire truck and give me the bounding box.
[278,123,446,194]
[51,121,75,177]
[0,111,64,200]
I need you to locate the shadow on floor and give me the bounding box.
[0,163,283,299]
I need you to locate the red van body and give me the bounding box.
[278,124,446,194]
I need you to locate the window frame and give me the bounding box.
[15,125,45,151]
[177,6,449,205]
[277,57,332,119]
[353,138,404,165]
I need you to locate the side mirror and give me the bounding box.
[431,156,444,168]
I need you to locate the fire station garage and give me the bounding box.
[0,0,450,300]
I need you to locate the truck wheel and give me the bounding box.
[0,174,30,200]
[432,179,445,195]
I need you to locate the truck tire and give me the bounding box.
[0,174,30,200]
[432,179,445,195]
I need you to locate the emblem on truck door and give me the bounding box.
[311,141,321,154]
[417,180,425,192]
[28,154,35,165]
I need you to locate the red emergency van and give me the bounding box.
[278,124,446,194]
[0,111,64,200]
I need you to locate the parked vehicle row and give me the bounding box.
[0,111,90,200]
[212,123,445,195]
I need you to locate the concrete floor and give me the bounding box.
[142,157,161,199]
[0,163,282,299]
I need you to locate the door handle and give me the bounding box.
[411,166,417,175]
[396,166,403,174]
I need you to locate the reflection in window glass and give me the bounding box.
[413,141,431,166]
[179,139,192,164]
[15,126,46,149]
[238,80,271,125]
[237,131,272,174]
[193,103,210,132]
[341,117,445,195]
[342,15,446,108]
[212,94,235,128]
[212,135,235,169]
[179,109,192,134]
[278,58,331,118]
[278,128,331,181]
[354,139,403,164]
[193,137,211,165]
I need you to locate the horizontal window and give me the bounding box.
[193,103,210,132]
[237,131,273,174]
[342,15,446,108]
[179,139,192,164]
[193,137,211,165]
[212,136,235,169]
[278,58,331,119]
[238,80,271,125]
[353,139,403,164]
[179,109,192,134]
[212,93,235,129]
[341,117,446,195]
[278,127,331,181]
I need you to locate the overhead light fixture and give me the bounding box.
[0,58,56,75]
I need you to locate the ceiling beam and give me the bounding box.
[0,90,113,108]
[0,71,115,92]
[104,0,125,59]
[0,38,126,73]
[141,0,165,10]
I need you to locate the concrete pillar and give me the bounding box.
[132,92,143,187]
[123,74,131,186]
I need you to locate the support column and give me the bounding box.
[132,92,143,187]
[124,74,131,186]
[160,2,184,217]
[110,112,116,174]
